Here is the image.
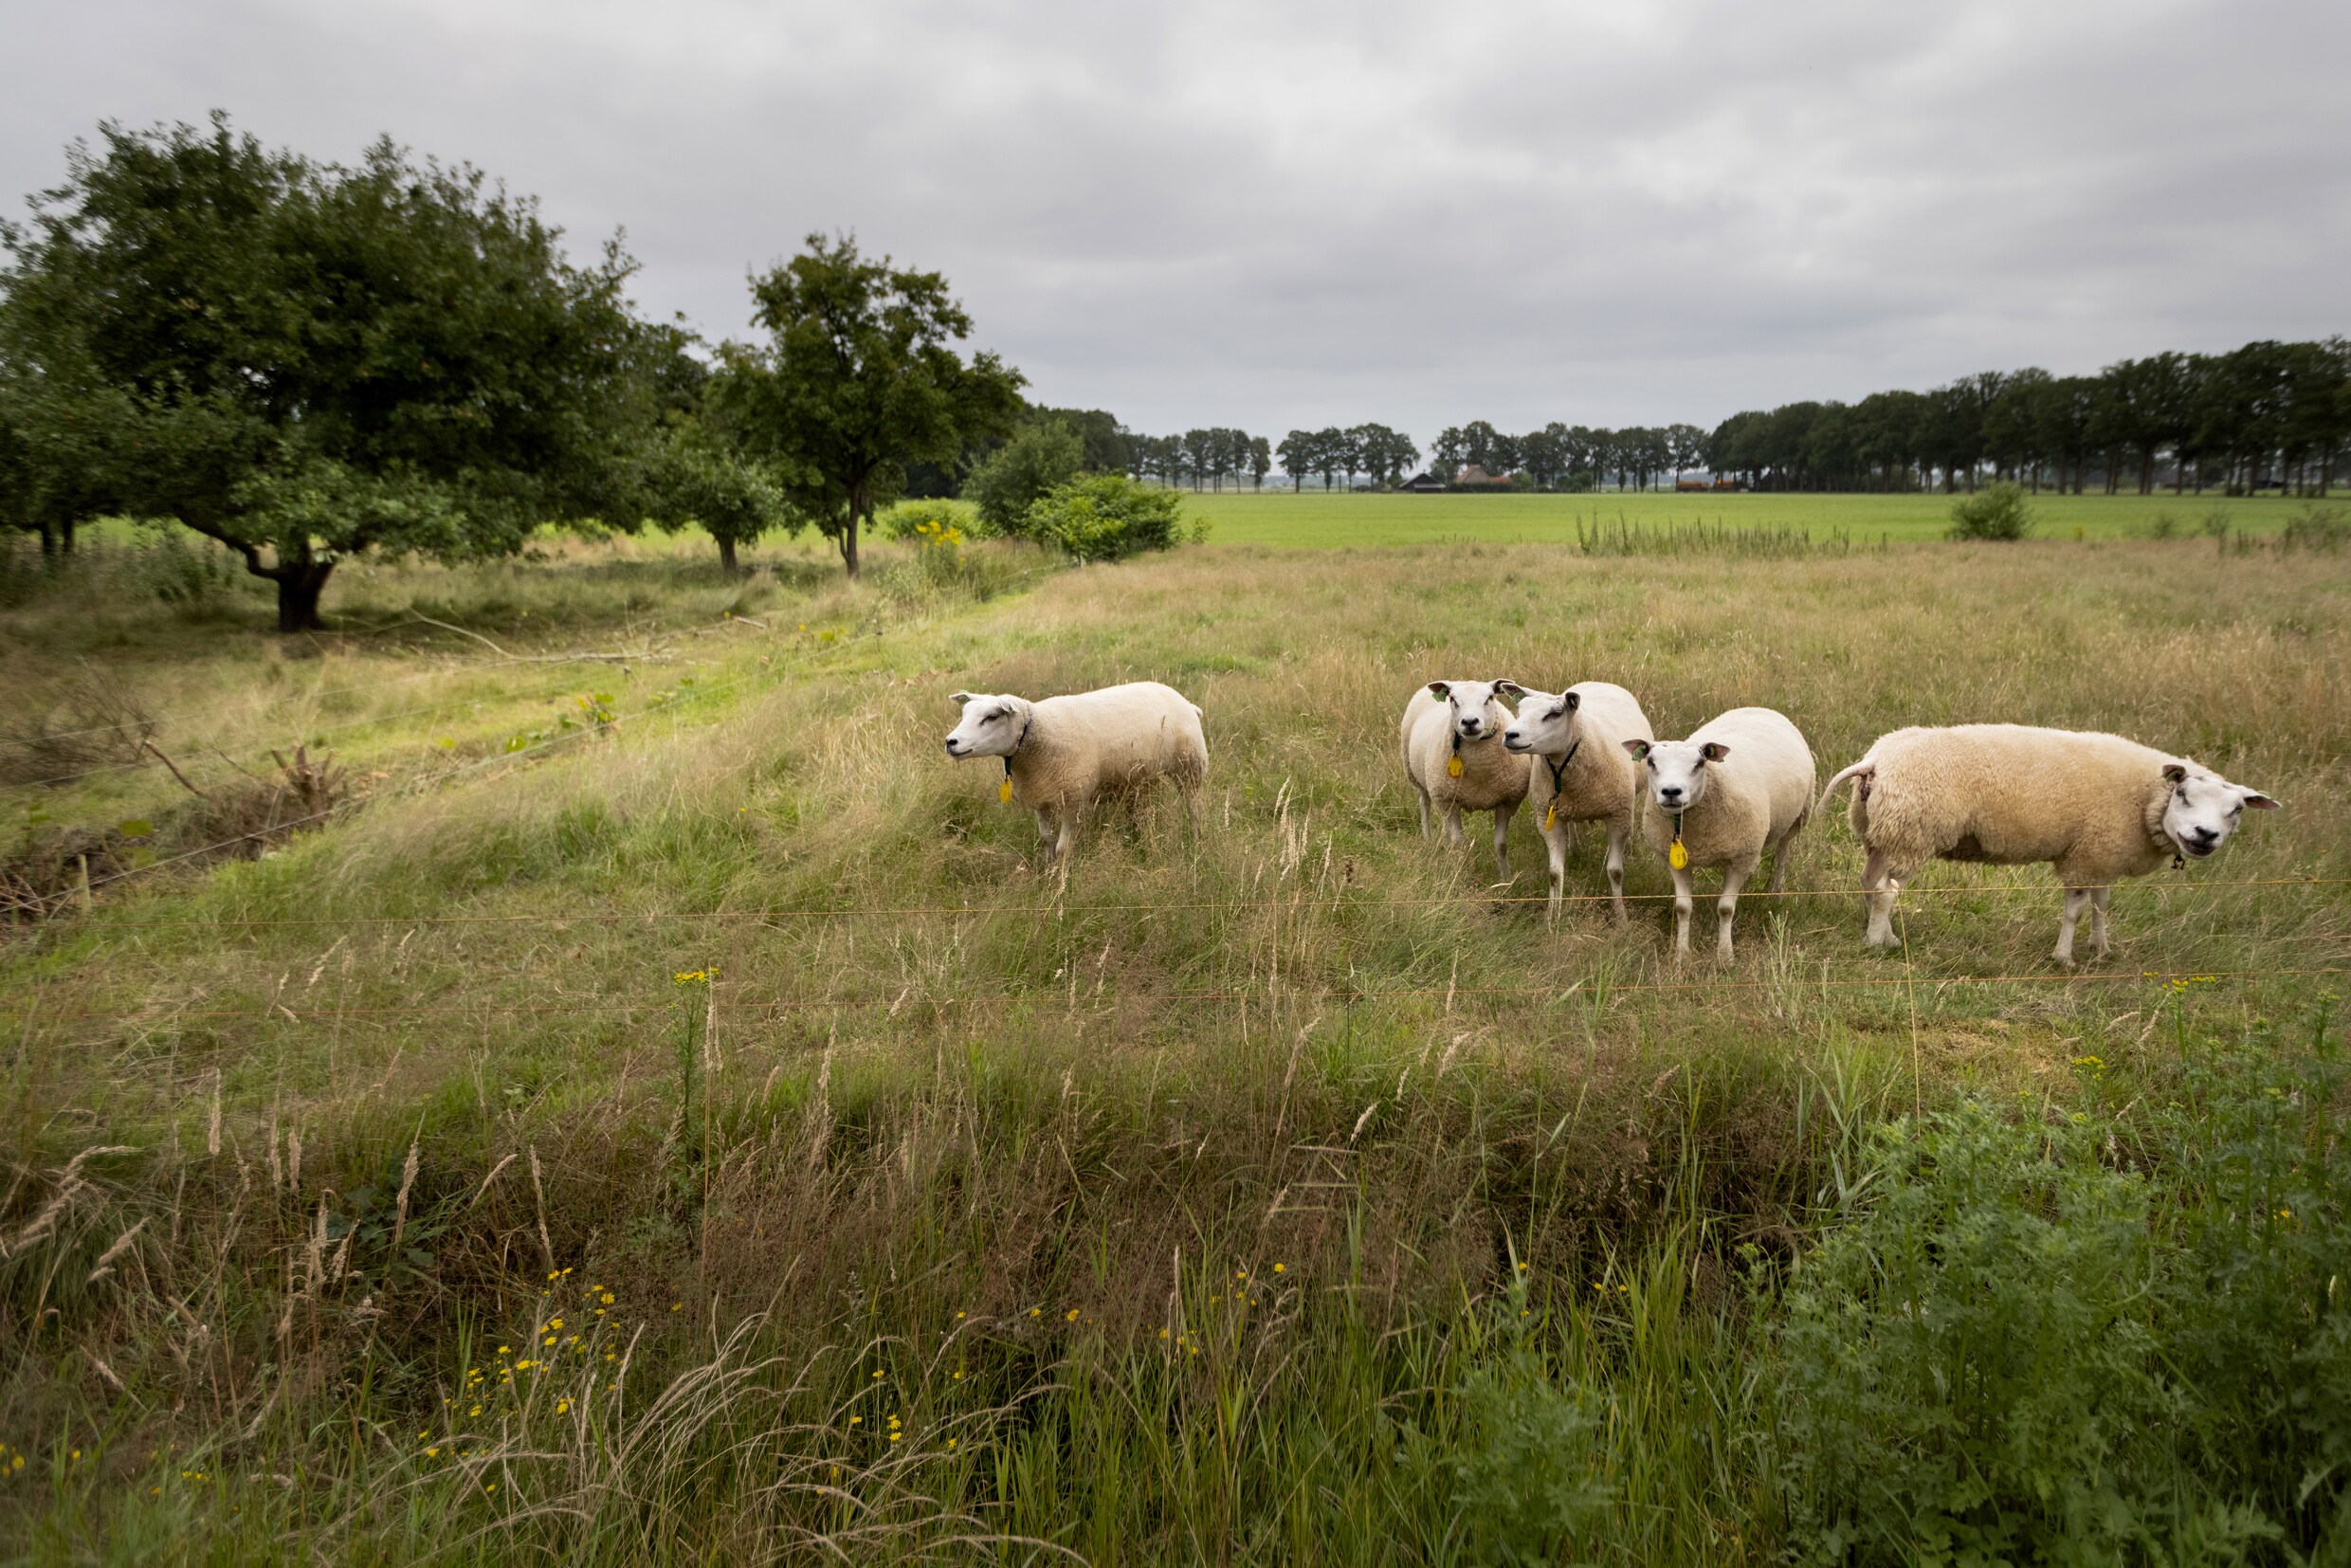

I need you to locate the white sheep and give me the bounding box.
[1817,724,2281,966]
[1500,681,1654,920]
[1400,680,1530,878]
[1624,707,1815,959]
[944,682,1208,859]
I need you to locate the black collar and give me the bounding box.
[1543,738,1580,795]
[1003,714,1031,780]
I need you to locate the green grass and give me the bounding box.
[1,529,2346,1561]
[1183,488,2331,547]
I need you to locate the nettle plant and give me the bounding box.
[1775,1014,2350,1563]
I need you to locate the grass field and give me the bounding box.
[2,526,2347,1561]
[1182,488,2328,547]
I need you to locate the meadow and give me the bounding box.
[1,522,2346,1562]
[1183,487,2323,548]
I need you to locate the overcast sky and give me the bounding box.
[6,0,2347,439]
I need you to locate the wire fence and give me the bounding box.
[13,966,2346,1025]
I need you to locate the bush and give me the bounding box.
[876,497,976,541]
[1022,473,1200,562]
[1777,1022,2351,1563]
[965,421,1083,536]
[1946,480,2034,540]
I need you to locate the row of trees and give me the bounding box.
[1704,342,2351,495]
[0,116,1028,628]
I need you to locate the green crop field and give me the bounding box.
[1182,487,2321,548]
[3,527,2347,1562]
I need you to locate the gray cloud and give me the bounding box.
[5,0,2345,441]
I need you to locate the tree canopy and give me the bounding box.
[713,233,1024,576]
[0,114,660,629]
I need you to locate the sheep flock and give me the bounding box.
[945,679,2280,966]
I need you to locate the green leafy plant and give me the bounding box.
[1945,480,2035,540]
[1021,473,1199,562]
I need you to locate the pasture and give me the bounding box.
[2,528,2346,1561]
[1184,487,2320,547]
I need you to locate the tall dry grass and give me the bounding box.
[2,535,2345,1559]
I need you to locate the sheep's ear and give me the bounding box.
[1621,739,1650,760]
[1561,690,1580,710]
[1700,742,1730,762]
[1426,681,1451,700]
[950,691,975,707]
[2243,792,2283,811]
[1492,679,1524,698]
[2161,762,2188,784]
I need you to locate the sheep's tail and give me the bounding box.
[1817,758,1874,819]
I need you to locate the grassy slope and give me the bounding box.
[1183,488,2323,546]
[3,533,2347,1560]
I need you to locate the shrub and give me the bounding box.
[1945,480,2034,540]
[1022,473,1200,562]
[1777,1024,2351,1563]
[876,497,976,541]
[965,421,1083,536]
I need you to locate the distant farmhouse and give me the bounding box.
[1397,471,1448,492]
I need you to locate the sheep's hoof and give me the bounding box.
[2051,951,2076,971]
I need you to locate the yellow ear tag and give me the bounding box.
[1544,804,1558,831]
[1668,838,1688,869]
[1448,756,1465,778]
[999,779,1013,804]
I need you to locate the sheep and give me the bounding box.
[1400,680,1530,879]
[1624,708,1815,959]
[944,681,1208,860]
[1499,680,1654,920]
[1817,724,2282,967]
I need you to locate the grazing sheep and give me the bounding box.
[1817,724,2282,966]
[1401,680,1530,878]
[1500,680,1654,920]
[944,682,1207,860]
[1624,708,1815,959]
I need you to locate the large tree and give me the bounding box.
[0,114,655,630]
[716,233,1022,577]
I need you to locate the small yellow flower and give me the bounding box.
[498,1345,510,1354]
[599,1292,614,1304]
[947,1437,958,1449]
[1065,1309,1080,1322]
[1273,1263,1285,1273]
[1158,1327,1170,1339]
[889,1432,902,1443]
[849,1416,862,1426]
[469,1405,482,1416]
[426,1447,440,1458]
[1028,1308,1041,1319]
[556,1399,572,1415]
[872,1369,884,1379]
[670,1303,683,1312]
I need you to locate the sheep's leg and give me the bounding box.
[2053,885,2090,968]
[1490,803,1514,882]
[1052,795,1087,861]
[1033,808,1056,848]
[1766,828,1795,893]
[1414,785,1431,839]
[1544,819,1569,921]
[1862,849,1900,948]
[1716,863,1754,961]
[2088,884,2112,957]
[1604,819,1630,922]
[1669,863,1696,957]
[1442,801,1467,848]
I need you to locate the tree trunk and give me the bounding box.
[840,515,861,578]
[718,536,739,574]
[276,559,335,633]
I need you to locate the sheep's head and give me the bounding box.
[1502,685,1578,756]
[1622,737,1728,813]
[944,692,1031,759]
[1427,680,1517,744]
[2159,761,2280,859]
